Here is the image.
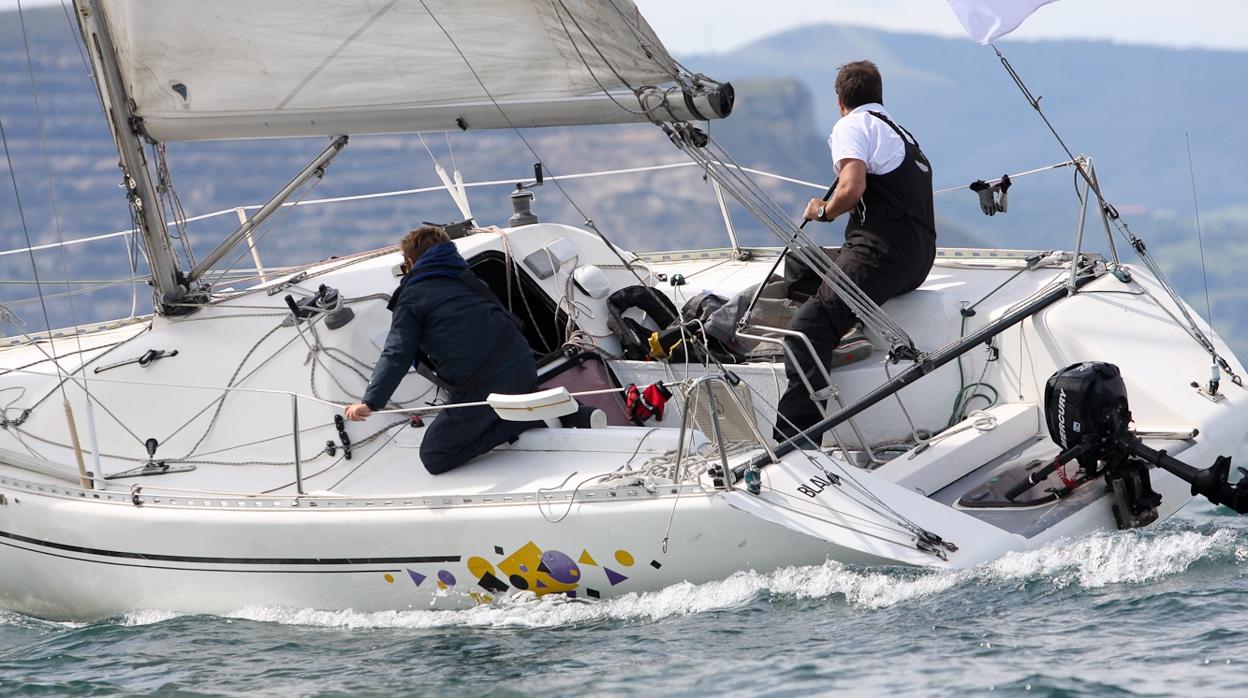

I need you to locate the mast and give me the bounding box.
[73,0,189,315]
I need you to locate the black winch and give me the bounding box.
[1011,361,1248,526]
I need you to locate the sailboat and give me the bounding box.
[1,0,1246,622]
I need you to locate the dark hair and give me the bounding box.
[400,226,450,265]
[835,60,883,109]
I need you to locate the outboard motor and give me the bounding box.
[1044,362,1130,471]
[1041,362,1160,528]
[1021,361,1248,526]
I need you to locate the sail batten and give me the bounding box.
[96,0,703,142]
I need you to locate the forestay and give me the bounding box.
[87,0,704,141]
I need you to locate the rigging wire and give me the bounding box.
[0,106,69,401]
[991,43,1239,386]
[153,142,198,270]
[539,0,915,356]
[16,0,96,386]
[1185,133,1214,329]
[57,0,105,115]
[502,1,944,550]
[0,157,1086,262]
[415,0,652,289]
[201,166,327,290]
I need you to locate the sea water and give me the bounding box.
[1,498,1245,697]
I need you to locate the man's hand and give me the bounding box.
[803,160,867,224]
[803,198,828,222]
[344,403,373,421]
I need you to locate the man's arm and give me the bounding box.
[348,306,424,420]
[803,159,866,222]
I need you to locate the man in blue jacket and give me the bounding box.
[344,226,539,474]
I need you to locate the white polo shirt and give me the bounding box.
[827,103,908,176]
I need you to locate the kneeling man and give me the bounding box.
[344,226,539,473]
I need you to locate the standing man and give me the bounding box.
[344,226,540,473]
[774,60,937,442]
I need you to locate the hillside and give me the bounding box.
[1,8,1246,353]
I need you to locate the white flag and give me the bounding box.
[947,0,1060,45]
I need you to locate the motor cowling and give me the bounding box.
[1044,361,1131,470]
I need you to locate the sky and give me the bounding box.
[632,1,1248,54]
[3,1,1246,54]
[632,0,1248,55]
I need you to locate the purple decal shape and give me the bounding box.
[535,578,547,589]
[539,550,580,584]
[604,567,629,586]
[407,569,427,586]
[438,570,456,586]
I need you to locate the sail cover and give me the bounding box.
[91,0,701,141]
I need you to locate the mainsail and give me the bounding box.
[86,0,730,141]
[70,0,731,308]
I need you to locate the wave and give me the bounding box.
[5,527,1241,631]
[218,527,1244,629]
[984,527,1239,590]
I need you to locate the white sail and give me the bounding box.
[89,0,722,141]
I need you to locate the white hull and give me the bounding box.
[2,225,1246,621]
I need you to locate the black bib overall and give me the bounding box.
[774,112,937,441]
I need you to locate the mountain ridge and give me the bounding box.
[1,7,1245,352]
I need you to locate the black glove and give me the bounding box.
[996,174,1011,214]
[970,180,996,216]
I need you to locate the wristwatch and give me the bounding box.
[816,205,827,221]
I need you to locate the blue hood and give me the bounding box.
[406,241,468,286]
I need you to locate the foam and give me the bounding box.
[222,528,1243,628]
[983,528,1237,589]
[117,609,183,627]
